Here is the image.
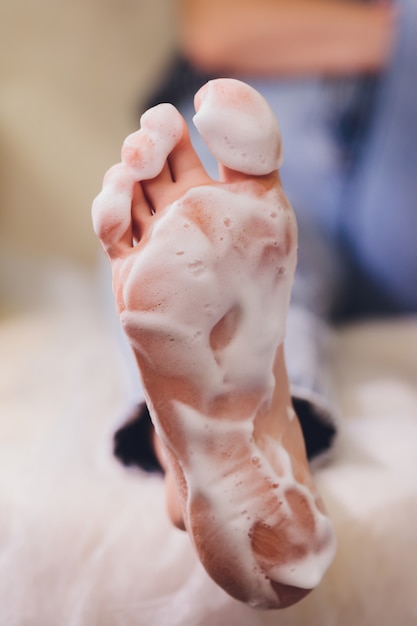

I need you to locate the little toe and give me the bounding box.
[91,163,135,257]
[193,78,283,182]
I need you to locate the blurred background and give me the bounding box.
[1,4,417,624]
[0,0,176,277]
[0,8,181,619]
[0,2,178,582]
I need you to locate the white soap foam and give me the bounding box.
[92,164,136,245]
[94,80,336,607]
[120,184,294,396]
[193,79,283,176]
[122,103,184,180]
[92,103,184,246]
[118,181,335,607]
[161,400,336,607]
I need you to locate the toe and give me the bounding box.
[167,123,208,183]
[142,120,212,212]
[131,181,154,243]
[140,161,175,215]
[122,103,184,180]
[193,78,283,181]
[91,162,135,257]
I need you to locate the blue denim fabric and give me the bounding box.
[341,0,417,311]
[182,0,416,318]
[175,0,416,451]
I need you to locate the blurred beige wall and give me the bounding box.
[0,0,176,268]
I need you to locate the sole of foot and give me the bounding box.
[92,78,336,609]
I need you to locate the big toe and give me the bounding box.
[193,78,283,178]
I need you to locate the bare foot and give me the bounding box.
[92,78,336,609]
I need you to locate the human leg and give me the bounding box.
[92,78,336,609]
[341,0,417,313]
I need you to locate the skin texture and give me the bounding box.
[92,79,336,609]
[178,0,395,76]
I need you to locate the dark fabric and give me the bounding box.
[114,404,162,473]
[292,398,336,460]
[113,398,336,474]
[142,55,216,112]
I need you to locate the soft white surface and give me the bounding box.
[1,264,417,626]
